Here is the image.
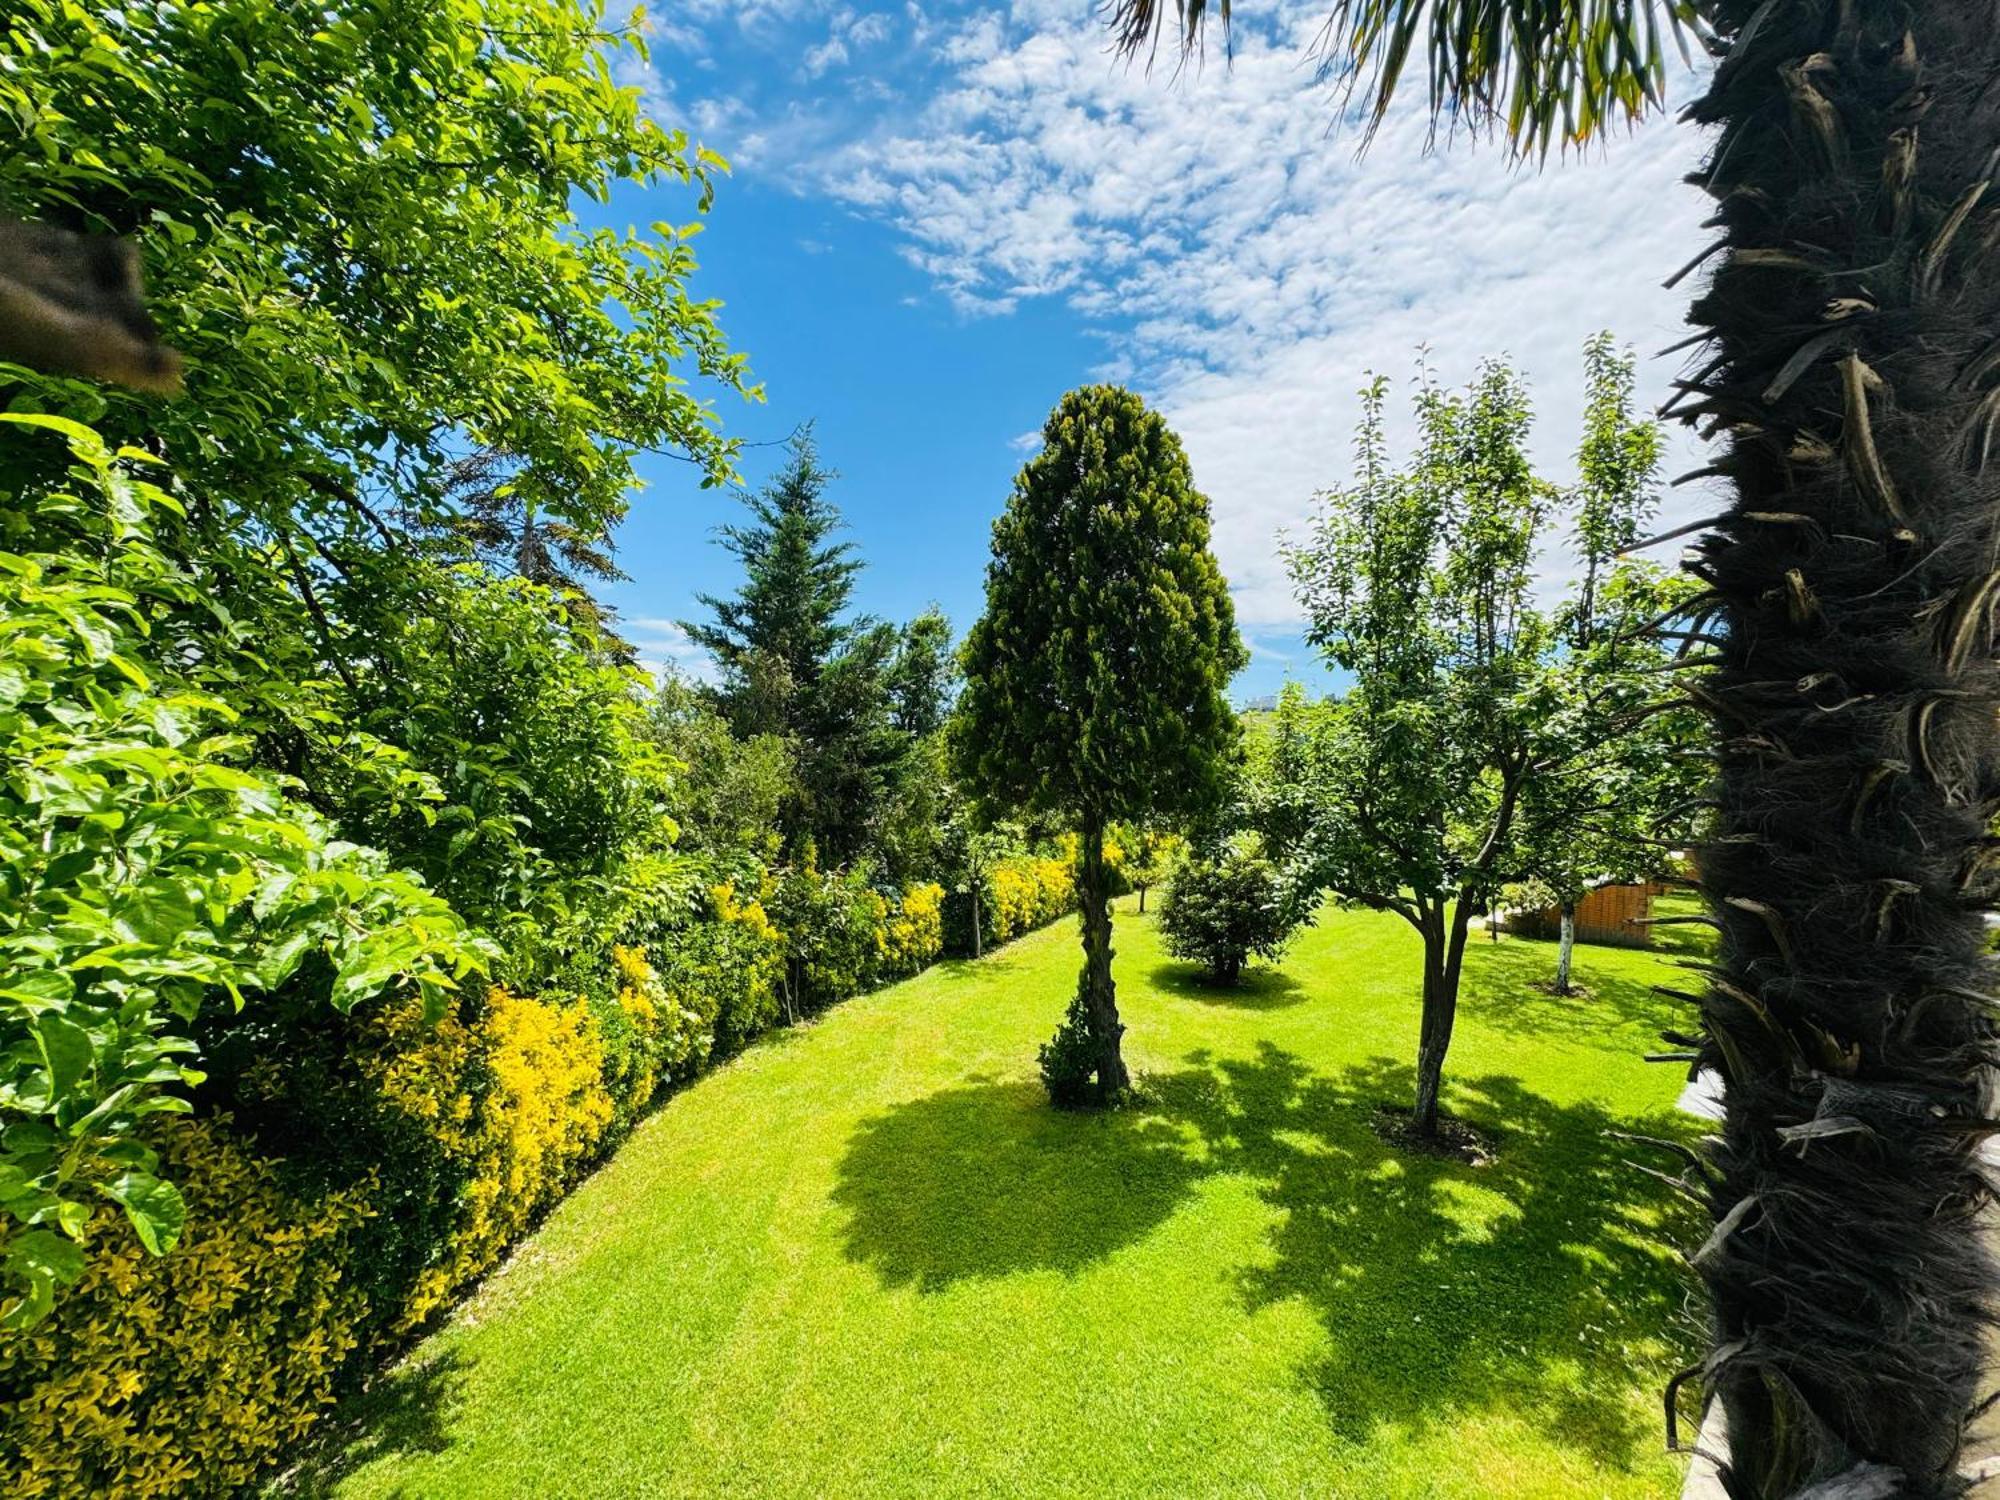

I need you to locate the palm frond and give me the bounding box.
[1108,0,1707,157]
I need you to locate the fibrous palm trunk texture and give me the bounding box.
[1676,0,2000,1493]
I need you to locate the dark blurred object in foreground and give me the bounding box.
[0,221,182,393]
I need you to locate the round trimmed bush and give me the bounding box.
[1158,851,1299,986]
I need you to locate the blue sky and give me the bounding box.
[596,0,1717,701]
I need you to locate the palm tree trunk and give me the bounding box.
[1682,5,2000,1489]
[1077,816,1128,1100]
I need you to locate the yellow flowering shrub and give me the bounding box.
[366,987,614,1331]
[0,1117,371,1500]
[408,989,610,1328]
[987,856,1076,945]
[678,882,785,1052]
[883,881,946,973]
[602,943,710,1117]
[714,879,784,953]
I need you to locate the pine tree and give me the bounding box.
[682,430,902,864]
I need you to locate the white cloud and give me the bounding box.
[623,617,720,686]
[794,8,1716,625]
[1008,428,1042,453]
[626,4,1720,630]
[847,11,892,46]
[804,36,850,77]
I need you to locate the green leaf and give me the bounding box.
[101,1172,186,1256]
[32,1014,94,1103]
[1,1229,89,1330]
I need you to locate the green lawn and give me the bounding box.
[292,900,1705,1499]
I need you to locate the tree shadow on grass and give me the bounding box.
[835,1046,1700,1471]
[831,1078,1207,1290]
[1147,961,1307,1009]
[274,1349,467,1497]
[1456,936,1688,1048]
[1158,1046,1703,1467]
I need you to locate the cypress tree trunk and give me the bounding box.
[1555,904,1576,996]
[1682,5,2000,1489]
[1078,817,1128,1100]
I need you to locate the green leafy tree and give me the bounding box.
[955,385,1246,1105]
[647,671,796,868]
[0,0,757,774]
[0,417,488,1328]
[1157,847,1298,984]
[0,0,752,518]
[328,564,674,972]
[1113,0,2000,1481]
[1114,822,1187,914]
[874,607,959,882]
[683,431,905,865]
[1510,338,1703,994]
[1286,360,1551,1139]
[1243,681,1326,861]
[888,606,958,738]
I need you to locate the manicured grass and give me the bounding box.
[293,900,1705,1499]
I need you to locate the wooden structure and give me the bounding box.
[1505,882,1657,949]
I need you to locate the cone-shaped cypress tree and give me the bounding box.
[954,385,1247,1105]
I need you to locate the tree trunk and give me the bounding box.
[1411,903,1472,1137]
[1138,882,1147,914]
[1684,7,2000,1488]
[1554,904,1575,996]
[1078,816,1127,1101]
[971,872,983,960]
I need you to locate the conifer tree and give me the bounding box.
[683,430,902,864]
[955,385,1246,1104]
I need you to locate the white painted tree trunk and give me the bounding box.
[1555,906,1575,995]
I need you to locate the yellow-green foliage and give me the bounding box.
[988,856,1076,945]
[0,1117,372,1499]
[3,881,955,1497]
[604,944,712,1118]
[675,883,785,1053]
[882,882,946,973]
[378,988,614,1331]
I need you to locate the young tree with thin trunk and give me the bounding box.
[1114,822,1186,914]
[954,384,1246,1106]
[1513,337,1703,996]
[1113,0,2000,1486]
[1287,361,1550,1138]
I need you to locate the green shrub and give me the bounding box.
[1158,851,1300,986]
[768,855,887,1012]
[665,884,785,1058]
[1037,991,1102,1108]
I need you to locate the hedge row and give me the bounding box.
[0,863,1073,1497]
